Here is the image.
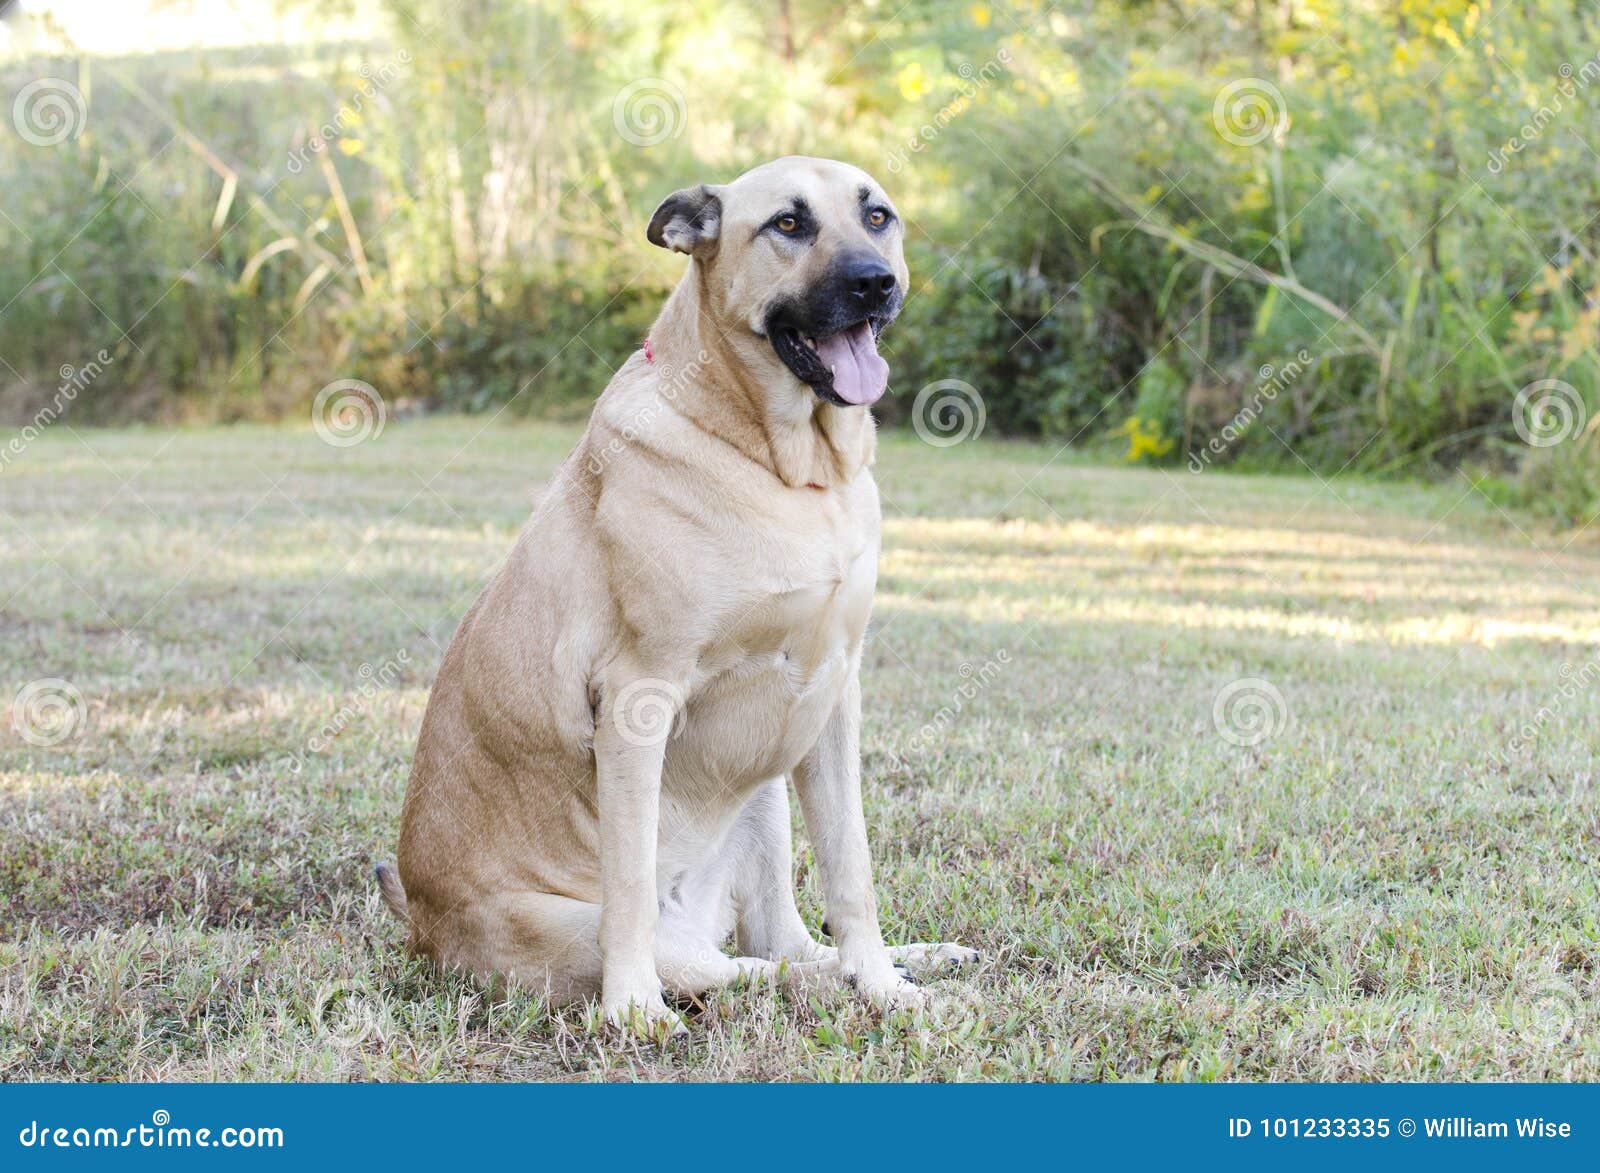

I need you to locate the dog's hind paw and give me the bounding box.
[886,942,980,977]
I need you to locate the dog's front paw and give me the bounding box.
[844,964,928,1013]
[601,991,688,1040]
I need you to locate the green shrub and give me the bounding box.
[1,1,1595,520]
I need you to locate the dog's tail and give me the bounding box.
[374,862,409,921]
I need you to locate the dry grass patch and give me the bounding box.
[2,420,1598,1080]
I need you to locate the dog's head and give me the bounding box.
[648,156,908,408]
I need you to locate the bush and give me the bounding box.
[1,1,1595,519]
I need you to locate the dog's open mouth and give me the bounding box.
[771,319,890,407]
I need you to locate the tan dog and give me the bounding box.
[376,156,975,1033]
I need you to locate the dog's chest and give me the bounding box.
[672,492,877,782]
[719,494,876,668]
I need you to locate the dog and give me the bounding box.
[375,156,975,1034]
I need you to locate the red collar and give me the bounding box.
[642,337,654,364]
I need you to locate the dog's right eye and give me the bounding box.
[776,215,798,233]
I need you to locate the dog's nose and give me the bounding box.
[842,256,897,311]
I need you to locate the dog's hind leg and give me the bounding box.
[651,777,839,997]
[716,780,980,975]
[656,935,780,996]
[725,777,833,964]
[712,780,980,981]
[409,889,606,1004]
[884,942,980,976]
[655,906,838,998]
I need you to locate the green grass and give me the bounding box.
[3,418,1599,1081]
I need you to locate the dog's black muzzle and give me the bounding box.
[764,251,904,405]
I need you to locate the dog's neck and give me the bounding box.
[647,269,875,491]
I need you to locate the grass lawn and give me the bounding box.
[3,417,1599,1081]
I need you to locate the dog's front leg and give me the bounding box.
[792,674,922,1009]
[594,671,683,1035]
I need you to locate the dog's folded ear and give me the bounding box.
[647,184,722,256]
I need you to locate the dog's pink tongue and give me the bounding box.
[815,322,889,405]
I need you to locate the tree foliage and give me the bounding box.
[1,0,1595,520]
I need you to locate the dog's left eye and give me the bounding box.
[776,215,799,233]
[867,208,890,227]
